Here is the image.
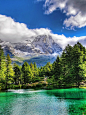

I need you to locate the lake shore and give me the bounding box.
[1,82,86,91]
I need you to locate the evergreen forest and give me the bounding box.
[0,42,86,90]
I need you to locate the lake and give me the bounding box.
[0,88,86,115]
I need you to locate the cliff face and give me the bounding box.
[0,35,62,66]
[32,35,62,54]
[0,35,62,57]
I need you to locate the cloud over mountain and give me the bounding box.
[0,14,86,49]
[0,14,51,42]
[38,0,86,29]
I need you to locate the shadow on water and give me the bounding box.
[45,88,86,99]
[45,88,86,115]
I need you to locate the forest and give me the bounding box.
[0,42,86,90]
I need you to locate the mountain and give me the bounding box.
[0,35,62,66]
[32,35,62,54]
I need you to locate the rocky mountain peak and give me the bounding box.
[32,35,62,54]
[0,35,62,57]
[0,35,63,66]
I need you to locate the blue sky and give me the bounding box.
[0,0,86,48]
[0,0,86,37]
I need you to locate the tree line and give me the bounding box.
[0,42,86,90]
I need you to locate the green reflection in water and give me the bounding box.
[0,88,86,115]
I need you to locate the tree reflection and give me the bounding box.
[45,89,86,115]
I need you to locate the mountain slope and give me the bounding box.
[32,35,62,54]
[0,35,62,66]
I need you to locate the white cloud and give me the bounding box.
[44,0,67,14]
[38,0,86,29]
[0,14,51,42]
[0,14,86,49]
[50,34,86,49]
[64,12,86,29]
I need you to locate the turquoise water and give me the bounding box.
[0,88,86,115]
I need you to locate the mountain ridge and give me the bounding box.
[0,35,62,66]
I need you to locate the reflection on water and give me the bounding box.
[0,88,86,115]
[46,89,86,115]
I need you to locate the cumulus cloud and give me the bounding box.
[0,14,51,43]
[0,14,86,49]
[50,34,86,49]
[38,0,86,29]
[64,12,86,29]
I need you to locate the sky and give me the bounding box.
[0,0,86,49]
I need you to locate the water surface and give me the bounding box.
[0,88,86,115]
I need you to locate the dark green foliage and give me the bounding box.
[13,63,21,84]
[53,56,62,80]
[0,46,6,82]
[22,62,33,84]
[54,42,86,87]
[0,42,86,90]
[5,54,14,89]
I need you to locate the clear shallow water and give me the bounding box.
[0,88,86,115]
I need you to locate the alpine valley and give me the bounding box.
[0,35,62,67]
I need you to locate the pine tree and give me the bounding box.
[6,54,14,89]
[61,43,85,87]
[34,62,37,71]
[0,46,6,89]
[72,44,84,87]
[53,56,62,85]
[22,62,33,84]
[30,63,34,71]
[32,62,40,82]
[13,63,21,84]
[62,45,74,85]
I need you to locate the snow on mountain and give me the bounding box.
[0,35,62,66]
[32,35,62,54]
[0,35,62,56]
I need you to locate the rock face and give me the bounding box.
[32,35,62,54]
[0,35,62,66]
[0,35,62,57]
